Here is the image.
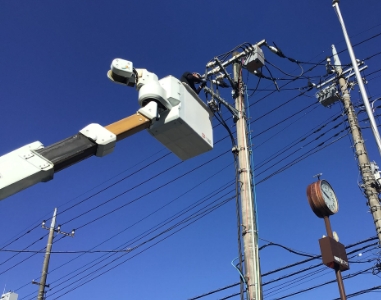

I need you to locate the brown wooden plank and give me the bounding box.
[105,113,151,141]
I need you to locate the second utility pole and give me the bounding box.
[233,53,262,300]
[37,208,57,300]
[36,208,75,300]
[332,45,381,244]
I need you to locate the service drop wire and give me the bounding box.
[231,257,247,289]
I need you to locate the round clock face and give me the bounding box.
[306,180,339,218]
[320,180,338,214]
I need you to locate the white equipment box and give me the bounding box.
[143,76,213,160]
[1,292,18,300]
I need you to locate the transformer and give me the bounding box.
[317,85,340,107]
[243,46,265,73]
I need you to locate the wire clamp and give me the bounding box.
[232,146,239,154]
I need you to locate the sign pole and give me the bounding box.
[306,179,348,300]
[323,216,347,300]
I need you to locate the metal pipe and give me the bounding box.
[333,1,381,156]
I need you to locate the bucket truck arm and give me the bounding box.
[0,59,213,201]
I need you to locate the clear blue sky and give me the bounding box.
[1,1,381,299]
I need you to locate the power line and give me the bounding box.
[185,237,377,299]
[254,100,321,150]
[0,224,41,250]
[256,132,349,184]
[21,189,236,300]
[0,235,67,277]
[43,194,237,299]
[17,177,236,294]
[0,234,47,268]
[14,112,362,296]
[255,118,346,172]
[332,285,381,299]
[274,267,372,300]
[10,38,380,300]
[252,101,319,138]
[60,153,180,225]
[65,149,230,231]
[187,282,241,300]
[255,111,342,163]
[21,177,237,295]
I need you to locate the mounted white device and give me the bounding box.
[108,58,213,160]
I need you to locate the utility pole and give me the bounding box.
[233,53,262,300]
[332,45,381,244]
[34,208,75,300]
[332,0,381,156]
[36,208,56,300]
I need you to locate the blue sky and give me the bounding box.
[1,1,381,299]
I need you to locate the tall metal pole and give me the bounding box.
[233,53,262,300]
[323,216,347,300]
[332,0,381,156]
[37,208,57,300]
[332,45,381,244]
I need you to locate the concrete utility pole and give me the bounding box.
[37,208,57,300]
[332,45,381,244]
[35,208,75,300]
[332,0,381,156]
[233,53,262,300]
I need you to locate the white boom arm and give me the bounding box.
[0,59,213,201]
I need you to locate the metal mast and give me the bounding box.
[332,0,381,156]
[233,53,262,300]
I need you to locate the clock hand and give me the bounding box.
[323,191,331,199]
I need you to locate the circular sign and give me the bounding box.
[307,180,339,218]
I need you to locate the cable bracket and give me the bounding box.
[203,86,241,120]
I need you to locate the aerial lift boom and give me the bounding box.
[0,59,213,200]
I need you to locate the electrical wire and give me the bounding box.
[274,267,372,299]
[186,238,378,299]
[256,126,348,176]
[0,235,67,277]
[59,152,173,223]
[16,120,238,292]
[259,242,317,258]
[67,150,230,231]
[17,175,236,294]
[11,40,381,300]
[255,112,342,167]
[14,104,354,296]
[43,194,237,299]
[256,133,348,185]
[265,59,304,79]
[187,282,241,300]
[0,224,41,251]
[21,179,237,298]
[263,242,378,297]
[21,188,236,300]
[252,101,319,138]
[332,285,381,299]
[0,234,47,268]
[33,83,243,300]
